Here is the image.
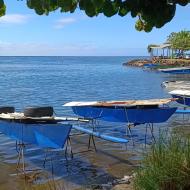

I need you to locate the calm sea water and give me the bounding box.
[0,56,170,114]
[0,56,189,189]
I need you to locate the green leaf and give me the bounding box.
[79,0,85,10]
[135,19,144,31]
[0,0,5,17]
[118,2,129,16]
[94,0,105,9]
[177,0,188,6]
[0,0,4,7]
[131,9,138,18]
[168,30,190,52]
[83,0,97,17]
[21,0,190,32]
[144,22,153,32]
[103,0,118,17]
[58,0,77,12]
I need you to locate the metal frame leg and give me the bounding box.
[42,149,54,175]
[127,124,135,146]
[88,135,97,151]
[43,149,48,168]
[65,137,73,159]
[16,143,26,174]
[150,123,156,142]
[145,123,148,147]
[16,146,22,170]
[145,123,155,147]
[43,137,73,168]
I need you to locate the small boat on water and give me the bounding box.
[169,89,190,106]
[159,67,190,74]
[161,80,190,106]
[162,80,190,90]
[64,99,177,124]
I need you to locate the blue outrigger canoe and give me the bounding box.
[0,114,72,149]
[64,99,177,124]
[71,106,176,124]
[159,67,190,74]
[169,89,190,106]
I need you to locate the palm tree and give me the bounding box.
[167,30,190,57]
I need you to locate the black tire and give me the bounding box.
[24,107,54,117]
[0,107,15,114]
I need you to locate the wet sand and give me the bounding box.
[0,130,139,190]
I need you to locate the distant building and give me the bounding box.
[149,43,172,59]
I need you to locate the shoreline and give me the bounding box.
[123,58,190,68]
[123,59,152,67]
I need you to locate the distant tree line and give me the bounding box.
[148,30,190,57]
[167,30,190,55]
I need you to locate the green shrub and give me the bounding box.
[134,134,190,190]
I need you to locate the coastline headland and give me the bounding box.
[123,59,152,67]
[123,57,190,68]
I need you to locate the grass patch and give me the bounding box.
[29,180,65,190]
[173,125,190,139]
[134,134,190,190]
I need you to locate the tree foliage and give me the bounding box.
[0,0,189,32]
[167,30,190,53]
[0,0,5,17]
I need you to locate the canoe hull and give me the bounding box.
[171,94,190,106]
[162,70,190,74]
[0,120,72,149]
[72,106,177,124]
[159,66,190,74]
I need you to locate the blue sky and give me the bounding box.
[0,1,190,56]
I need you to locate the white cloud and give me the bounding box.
[0,41,144,56]
[0,41,98,56]
[54,18,76,29]
[0,14,30,25]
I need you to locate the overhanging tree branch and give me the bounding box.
[0,0,189,32]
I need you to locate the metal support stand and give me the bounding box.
[43,149,48,168]
[145,124,148,147]
[126,124,135,146]
[42,149,54,176]
[150,123,156,142]
[88,134,97,151]
[43,137,73,169]
[16,141,26,174]
[16,141,42,181]
[65,137,73,159]
[86,119,98,151]
[182,107,190,123]
[145,123,155,147]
